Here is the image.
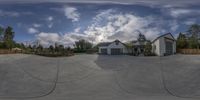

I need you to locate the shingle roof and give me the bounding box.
[97,39,127,47]
[152,33,175,43]
[97,42,112,47]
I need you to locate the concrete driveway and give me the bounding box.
[0,54,200,100]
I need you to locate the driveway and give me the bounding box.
[0,54,200,100]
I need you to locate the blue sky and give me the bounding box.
[0,0,200,46]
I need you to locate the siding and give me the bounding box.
[98,47,107,53]
[152,34,176,56]
[107,42,127,54]
[152,39,160,56]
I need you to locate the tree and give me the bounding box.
[20,43,25,49]
[37,44,43,52]
[28,45,32,49]
[14,43,21,48]
[188,36,199,49]
[138,33,146,42]
[188,24,200,49]
[49,45,54,53]
[176,33,187,49]
[188,24,200,37]
[33,45,37,51]
[125,42,134,55]
[0,26,4,41]
[54,43,59,52]
[0,42,6,49]
[3,26,15,49]
[66,46,71,51]
[58,44,64,53]
[74,39,93,52]
[144,41,152,56]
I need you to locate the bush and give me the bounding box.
[86,49,98,54]
[35,50,74,57]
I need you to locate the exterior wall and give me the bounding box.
[99,42,128,55]
[152,39,160,56]
[164,34,176,54]
[98,34,176,56]
[173,42,176,53]
[107,42,127,54]
[152,34,176,56]
[159,37,166,56]
[98,46,108,54]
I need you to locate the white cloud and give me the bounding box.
[36,32,60,46]
[83,9,162,43]
[74,27,81,33]
[48,23,53,28]
[64,6,80,22]
[162,8,200,18]
[47,16,53,21]
[35,9,178,47]
[28,27,39,34]
[35,27,87,47]
[46,16,54,28]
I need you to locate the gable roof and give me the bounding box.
[97,42,112,47]
[152,33,175,43]
[98,39,127,47]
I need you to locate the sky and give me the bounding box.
[0,0,200,47]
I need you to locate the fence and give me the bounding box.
[0,49,22,54]
[177,49,200,54]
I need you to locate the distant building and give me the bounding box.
[98,33,176,56]
[131,33,149,55]
[151,33,176,56]
[98,40,128,55]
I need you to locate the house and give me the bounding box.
[151,33,176,56]
[131,33,149,55]
[98,33,176,56]
[98,40,128,55]
[12,47,23,53]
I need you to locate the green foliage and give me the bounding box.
[144,41,153,56]
[176,33,188,49]
[49,45,54,53]
[58,44,64,53]
[36,44,43,52]
[4,39,14,49]
[125,42,134,55]
[188,36,199,49]
[188,24,200,37]
[3,26,14,41]
[138,33,146,42]
[0,42,5,49]
[0,26,4,41]
[74,39,93,53]
[1,26,15,49]
[187,24,200,49]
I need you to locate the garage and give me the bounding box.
[111,48,122,55]
[100,48,107,54]
[165,41,173,55]
[152,33,176,56]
